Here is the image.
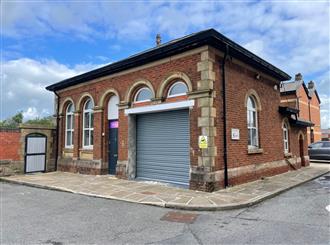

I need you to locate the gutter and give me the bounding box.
[54,91,60,171]
[221,45,229,188]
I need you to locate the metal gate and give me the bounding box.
[25,133,47,173]
[136,109,190,186]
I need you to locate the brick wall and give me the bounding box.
[57,50,201,174]
[0,125,56,176]
[55,46,309,191]
[0,129,21,161]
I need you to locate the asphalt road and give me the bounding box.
[1,173,330,245]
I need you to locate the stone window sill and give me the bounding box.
[79,149,93,153]
[284,152,292,158]
[248,148,264,154]
[63,148,73,153]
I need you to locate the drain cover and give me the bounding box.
[160,211,199,224]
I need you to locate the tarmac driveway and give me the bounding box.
[1,173,330,244]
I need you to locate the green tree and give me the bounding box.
[0,112,23,128]
[25,116,54,126]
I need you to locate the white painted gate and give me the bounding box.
[25,134,46,173]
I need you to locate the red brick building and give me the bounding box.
[46,29,311,192]
[280,73,321,145]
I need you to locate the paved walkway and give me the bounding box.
[1,163,329,211]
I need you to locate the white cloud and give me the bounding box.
[320,94,330,129]
[22,107,40,120]
[2,1,330,127]
[1,58,100,120]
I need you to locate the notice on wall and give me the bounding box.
[199,136,208,149]
[231,128,240,140]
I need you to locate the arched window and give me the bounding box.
[247,96,259,148]
[83,98,94,148]
[65,103,74,148]
[134,87,152,103]
[283,122,289,154]
[168,81,188,97]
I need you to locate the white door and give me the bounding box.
[25,134,46,173]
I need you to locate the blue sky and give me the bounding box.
[2,0,330,128]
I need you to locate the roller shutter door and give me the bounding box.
[136,109,190,186]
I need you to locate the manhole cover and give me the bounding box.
[160,211,199,224]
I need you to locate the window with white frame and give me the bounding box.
[168,81,188,97]
[65,103,74,148]
[247,96,259,148]
[134,87,152,103]
[283,122,289,153]
[83,98,94,148]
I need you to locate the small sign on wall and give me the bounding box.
[231,128,240,140]
[199,136,208,149]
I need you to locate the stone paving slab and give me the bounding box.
[1,163,329,211]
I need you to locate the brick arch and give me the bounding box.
[59,97,75,114]
[157,71,193,98]
[244,89,262,111]
[98,88,120,108]
[298,130,305,140]
[77,92,95,111]
[125,79,155,102]
[282,117,291,130]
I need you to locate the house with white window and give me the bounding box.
[46,29,312,191]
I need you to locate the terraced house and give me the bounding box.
[280,73,321,145]
[46,29,312,192]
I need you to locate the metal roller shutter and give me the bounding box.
[136,109,190,186]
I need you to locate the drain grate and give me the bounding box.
[160,211,199,224]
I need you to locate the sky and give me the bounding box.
[1,0,330,128]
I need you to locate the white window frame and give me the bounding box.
[134,87,152,104]
[82,98,94,149]
[65,103,74,148]
[283,123,289,154]
[167,81,188,98]
[247,96,259,149]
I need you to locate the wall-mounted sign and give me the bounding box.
[199,136,208,149]
[231,128,240,140]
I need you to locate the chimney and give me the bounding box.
[295,73,303,81]
[156,34,161,46]
[308,80,315,90]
